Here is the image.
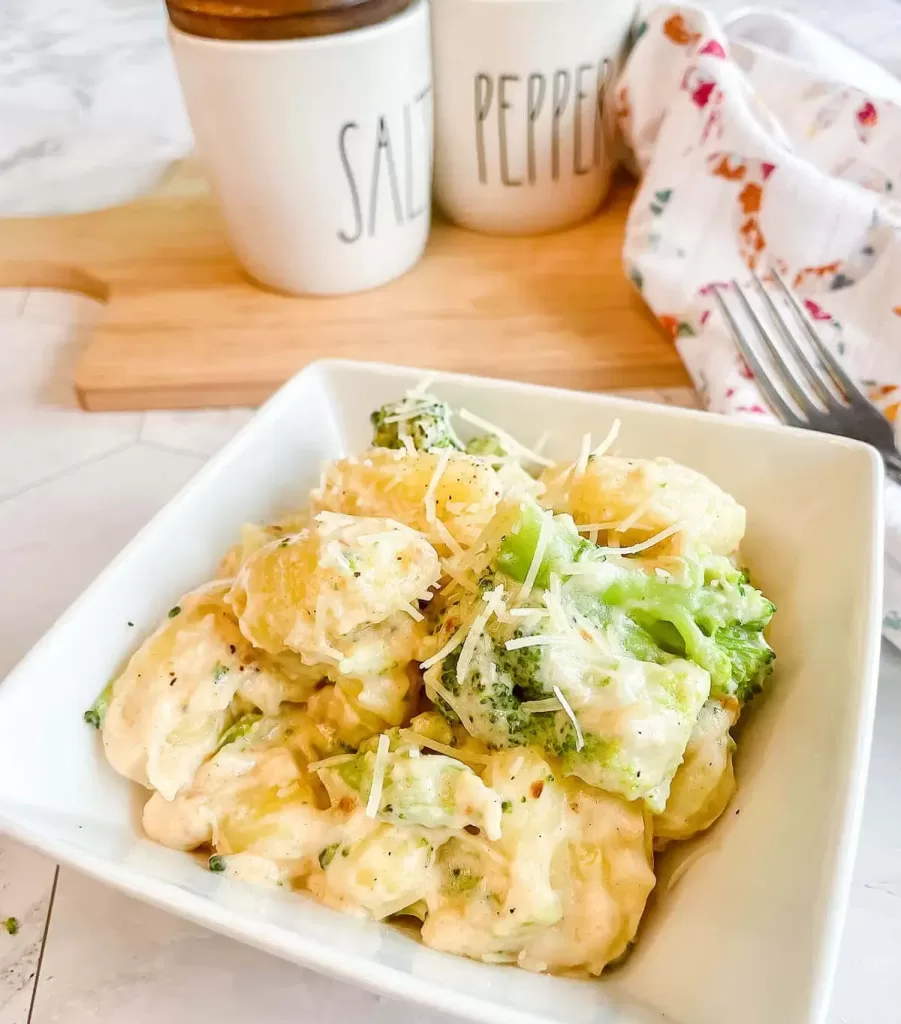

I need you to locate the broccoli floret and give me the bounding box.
[465,434,507,458]
[493,500,589,588]
[370,396,463,451]
[714,624,775,702]
[215,712,263,752]
[433,641,564,750]
[600,557,775,701]
[83,680,114,729]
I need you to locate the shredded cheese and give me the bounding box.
[520,697,564,713]
[406,374,438,398]
[365,733,390,818]
[433,516,465,560]
[400,434,416,454]
[518,513,551,602]
[398,729,489,765]
[576,521,620,533]
[308,752,358,772]
[553,686,584,751]
[574,433,592,479]
[441,563,479,594]
[400,601,425,622]
[420,612,475,670]
[591,418,621,458]
[615,494,655,534]
[426,675,470,724]
[504,635,556,651]
[532,430,550,456]
[456,409,554,467]
[594,521,683,556]
[424,450,450,525]
[456,586,505,687]
[508,607,549,618]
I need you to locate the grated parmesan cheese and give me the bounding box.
[520,697,564,713]
[553,686,584,751]
[365,733,390,818]
[456,409,554,467]
[594,521,683,556]
[504,634,556,651]
[406,374,438,398]
[574,433,592,479]
[424,450,451,525]
[400,602,425,622]
[398,729,489,765]
[308,752,358,772]
[433,516,465,561]
[615,494,655,534]
[426,674,470,724]
[456,586,505,687]
[591,418,621,459]
[576,521,620,533]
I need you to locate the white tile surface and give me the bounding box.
[0,444,204,680]
[0,841,55,1024]
[28,871,459,1024]
[140,408,254,459]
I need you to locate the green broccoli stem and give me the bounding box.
[83,680,115,729]
[494,501,586,588]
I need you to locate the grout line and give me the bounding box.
[137,437,217,462]
[25,864,59,1024]
[0,441,135,506]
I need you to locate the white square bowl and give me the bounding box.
[0,361,883,1024]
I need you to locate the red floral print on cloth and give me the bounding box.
[869,384,901,422]
[803,298,833,321]
[699,39,727,59]
[856,100,878,142]
[708,154,776,270]
[662,12,701,47]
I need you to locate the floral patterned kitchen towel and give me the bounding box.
[618,4,901,648]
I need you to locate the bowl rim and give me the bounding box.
[0,358,885,1024]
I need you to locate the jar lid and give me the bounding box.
[167,0,414,40]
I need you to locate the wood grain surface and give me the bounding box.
[0,161,688,411]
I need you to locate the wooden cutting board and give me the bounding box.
[0,160,689,411]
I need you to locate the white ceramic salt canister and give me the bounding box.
[169,0,433,295]
[430,0,636,236]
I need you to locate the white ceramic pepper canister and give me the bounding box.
[430,0,636,236]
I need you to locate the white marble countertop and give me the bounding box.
[1,1,901,1022]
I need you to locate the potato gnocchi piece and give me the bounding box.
[218,513,309,578]
[654,698,737,846]
[226,514,439,663]
[422,750,568,963]
[311,448,502,556]
[308,818,438,920]
[142,709,339,882]
[540,455,746,556]
[102,584,317,800]
[519,779,655,975]
[421,749,655,975]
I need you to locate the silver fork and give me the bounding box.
[712,268,901,484]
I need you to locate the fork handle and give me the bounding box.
[883,450,901,486]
